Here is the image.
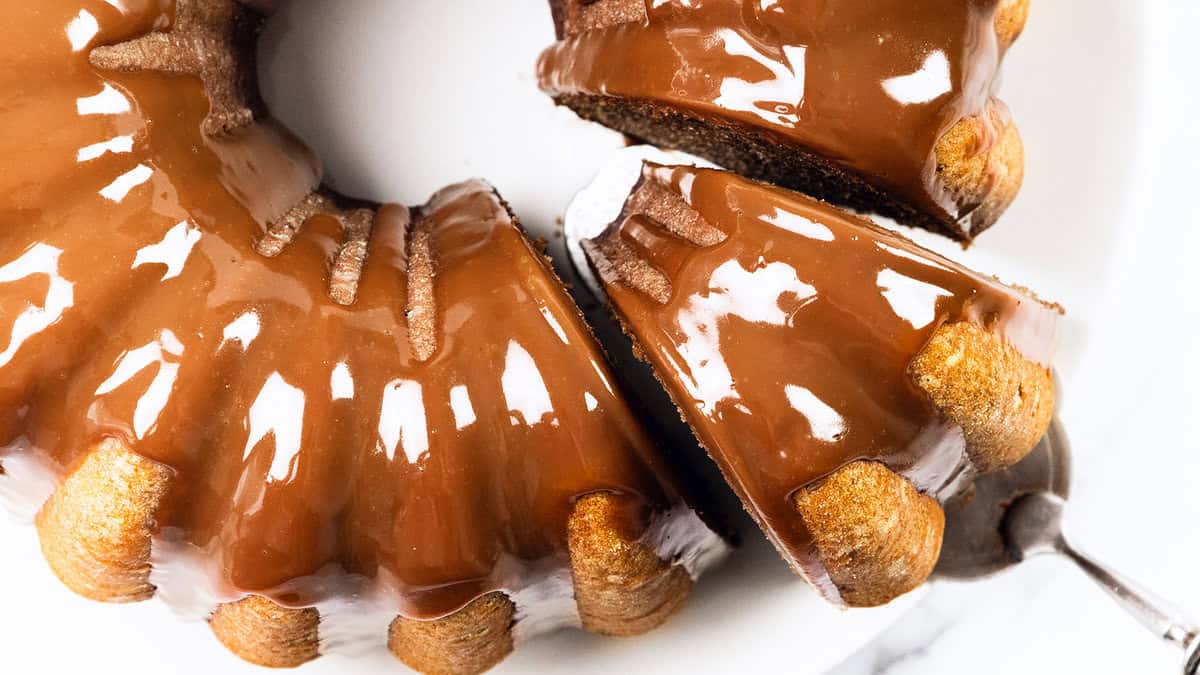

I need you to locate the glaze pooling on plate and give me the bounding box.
[0,0,725,647]
[584,163,1059,587]
[539,0,1009,225]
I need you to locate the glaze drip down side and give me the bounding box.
[584,163,1059,589]
[0,0,720,631]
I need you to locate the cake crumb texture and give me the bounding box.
[794,461,945,608]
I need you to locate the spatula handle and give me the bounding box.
[1058,539,1198,672]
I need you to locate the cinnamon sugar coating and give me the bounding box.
[568,493,694,635]
[794,462,945,608]
[911,321,1056,474]
[36,440,171,603]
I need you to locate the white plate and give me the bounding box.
[4,1,1189,674]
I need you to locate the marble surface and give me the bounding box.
[2,1,1197,674]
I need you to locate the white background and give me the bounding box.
[2,1,1198,673]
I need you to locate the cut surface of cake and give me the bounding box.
[0,2,727,673]
[582,161,1060,607]
[540,0,1031,241]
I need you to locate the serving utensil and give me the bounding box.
[936,414,1200,672]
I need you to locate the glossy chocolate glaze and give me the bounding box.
[0,1,707,621]
[585,163,1058,580]
[539,0,1008,226]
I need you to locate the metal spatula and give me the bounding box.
[936,415,1200,673]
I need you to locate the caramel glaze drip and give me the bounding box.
[539,0,1008,225]
[585,163,1058,576]
[0,1,684,619]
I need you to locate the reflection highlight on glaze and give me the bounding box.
[378,379,428,464]
[94,330,185,440]
[501,341,556,427]
[877,268,953,330]
[449,384,477,431]
[761,207,833,242]
[76,84,131,115]
[77,135,135,162]
[881,51,952,105]
[244,372,306,482]
[132,221,202,281]
[0,245,76,368]
[330,362,355,401]
[674,259,815,412]
[711,29,805,126]
[876,241,953,271]
[220,312,261,351]
[65,9,99,51]
[538,305,571,345]
[784,385,846,444]
[100,163,153,202]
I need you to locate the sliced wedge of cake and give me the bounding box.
[582,161,1060,607]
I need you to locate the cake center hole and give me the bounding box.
[257,0,623,237]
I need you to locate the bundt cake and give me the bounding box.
[576,161,1060,607]
[539,0,1030,241]
[0,1,728,673]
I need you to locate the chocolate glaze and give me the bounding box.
[0,1,711,621]
[585,163,1058,582]
[539,0,1008,226]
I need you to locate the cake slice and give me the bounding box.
[581,162,1060,607]
[540,0,1031,241]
